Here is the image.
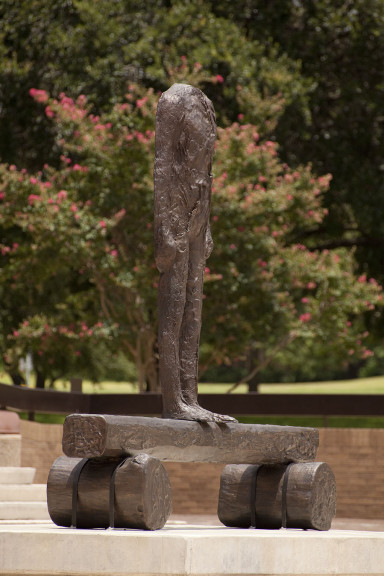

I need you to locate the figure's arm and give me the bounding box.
[154,168,177,273]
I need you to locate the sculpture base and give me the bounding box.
[1,520,384,576]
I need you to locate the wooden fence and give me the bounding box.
[1,382,384,418]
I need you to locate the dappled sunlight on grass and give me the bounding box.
[199,376,384,394]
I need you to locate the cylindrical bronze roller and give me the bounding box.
[218,461,336,531]
[47,453,172,530]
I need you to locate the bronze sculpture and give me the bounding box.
[47,84,336,533]
[154,83,236,422]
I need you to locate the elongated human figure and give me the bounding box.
[154,83,236,422]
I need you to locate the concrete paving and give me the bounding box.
[0,517,384,576]
[172,513,384,532]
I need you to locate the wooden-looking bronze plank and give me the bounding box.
[62,414,319,464]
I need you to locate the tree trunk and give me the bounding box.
[247,346,265,392]
[11,373,25,386]
[35,370,45,389]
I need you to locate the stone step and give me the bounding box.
[0,501,50,521]
[0,435,21,466]
[0,484,46,501]
[0,467,36,484]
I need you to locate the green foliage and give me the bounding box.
[212,1,384,282]
[0,0,307,168]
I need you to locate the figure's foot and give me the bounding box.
[163,404,211,422]
[198,407,238,424]
[163,402,237,423]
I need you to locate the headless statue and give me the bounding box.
[154,83,236,423]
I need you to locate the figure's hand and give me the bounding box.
[155,224,177,273]
[204,226,214,259]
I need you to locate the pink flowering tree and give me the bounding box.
[201,123,382,387]
[0,87,158,389]
[0,79,382,390]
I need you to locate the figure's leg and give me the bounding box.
[179,237,237,423]
[158,248,187,417]
[179,241,204,407]
[158,244,213,421]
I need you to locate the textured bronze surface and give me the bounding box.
[62,413,319,464]
[47,454,172,530]
[154,83,235,423]
[218,461,336,531]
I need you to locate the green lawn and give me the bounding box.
[202,375,384,395]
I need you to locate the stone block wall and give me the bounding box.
[19,420,384,520]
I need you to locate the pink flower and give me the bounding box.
[28,194,42,205]
[110,250,118,257]
[72,164,88,172]
[0,193,5,201]
[216,75,224,83]
[114,208,126,222]
[57,190,67,200]
[358,274,367,283]
[205,267,210,274]
[238,113,244,121]
[362,349,374,358]
[45,106,54,118]
[230,244,236,250]
[29,88,48,103]
[70,203,77,213]
[136,97,148,108]
[299,313,311,323]
[307,282,317,290]
[99,220,107,229]
[29,177,38,184]
[77,95,87,106]
[301,297,309,304]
